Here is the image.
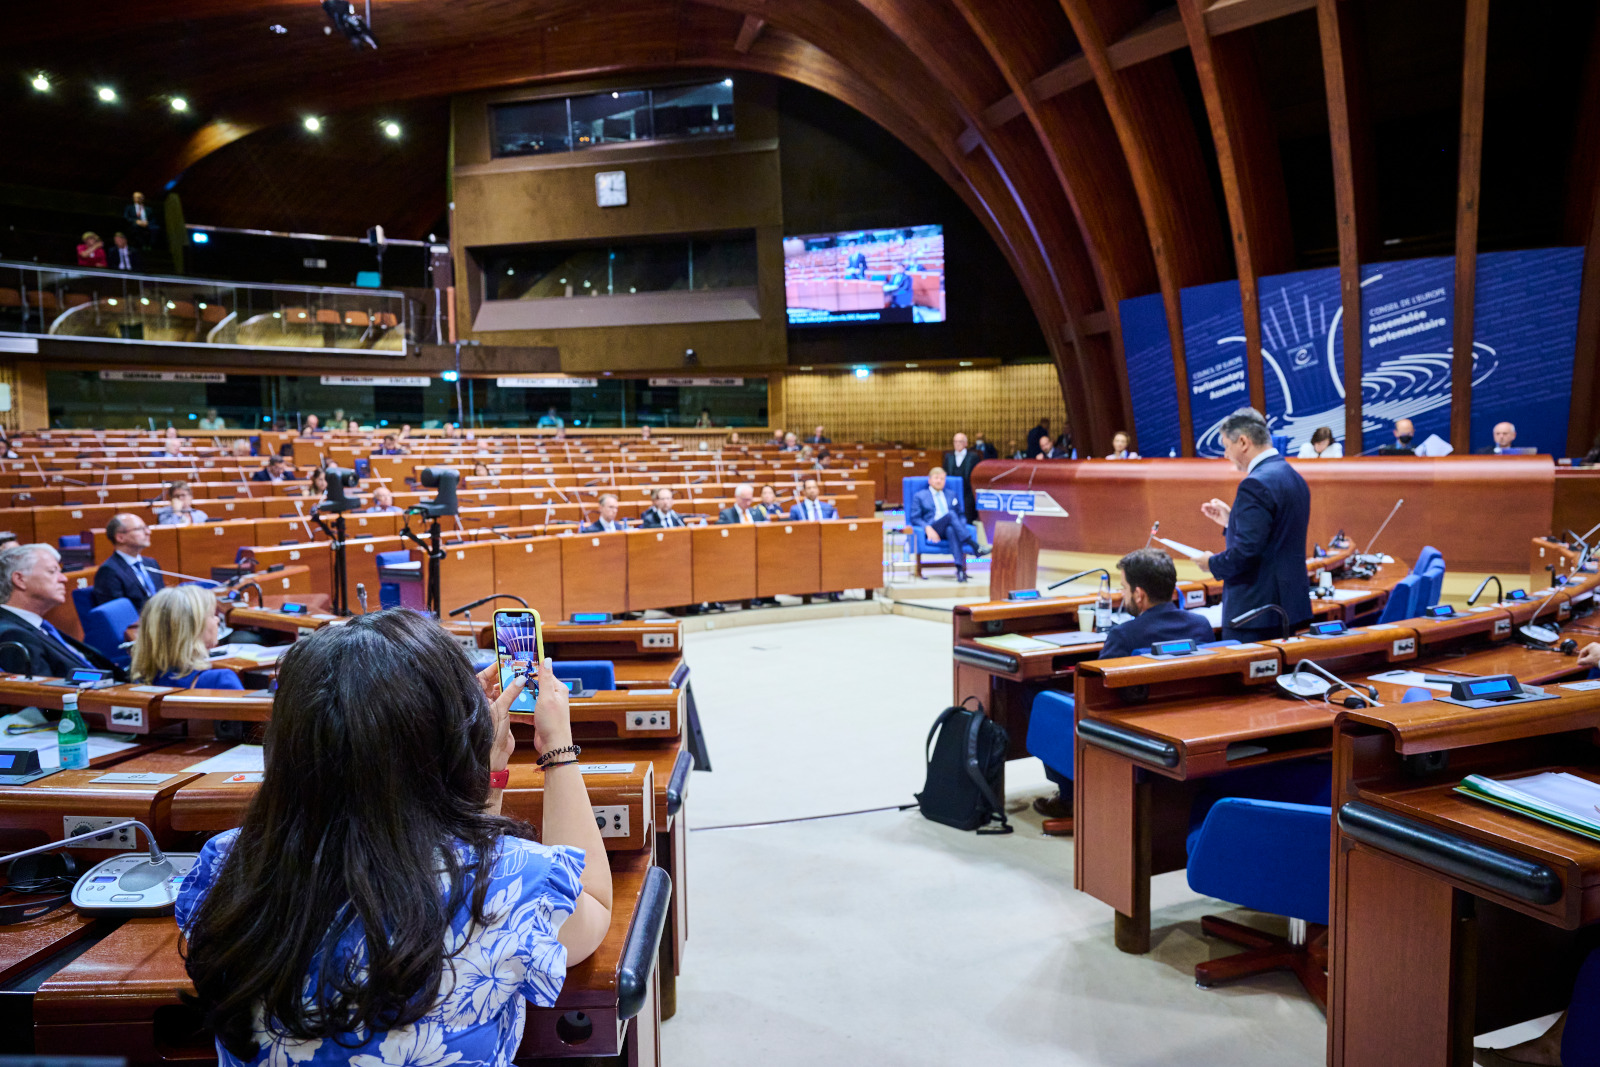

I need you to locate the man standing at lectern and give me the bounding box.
[1194,407,1312,641]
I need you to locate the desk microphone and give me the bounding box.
[149,567,226,589]
[1468,575,1504,606]
[1520,573,1577,647]
[0,818,180,897]
[447,593,529,618]
[1047,567,1110,592]
[1230,603,1294,639]
[1145,520,1159,549]
[1360,498,1404,559]
[1276,659,1380,706]
[356,583,368,614]
[232,581,264,608]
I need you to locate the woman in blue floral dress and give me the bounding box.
[176,609,613,1066]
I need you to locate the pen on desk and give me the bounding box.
[4,723,54,735]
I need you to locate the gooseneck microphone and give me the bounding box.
[447,593,529,618]
[1467,575,1503,606]
[1276,659,1380,706]
[356,583,368,614]
[0,819,171,891]
[1230,603,1294,639]
[1047,567,1111,592]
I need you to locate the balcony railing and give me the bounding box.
[0,261,412,355]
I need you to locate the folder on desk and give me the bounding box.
[1031,631,1104,648]
[973,633,1057,653]
[1455,771,1600,842]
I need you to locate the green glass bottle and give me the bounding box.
[58,690,89,770]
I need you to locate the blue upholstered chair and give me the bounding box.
[551,660,615,695]
[1025,690,1075,783]
[71,587,96,635]
[1412,545,1443,577]
[900,475,965,578]
[81,597,140,668]
[1376,573,1423,624]
[1270,433,1291,455]
[1185,688,1432,1005]
[1421,558,1446,609]
[1562,947,1600,1066]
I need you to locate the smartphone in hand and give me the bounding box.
[493,608,544,713]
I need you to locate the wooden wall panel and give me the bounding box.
[780,363,1069,451]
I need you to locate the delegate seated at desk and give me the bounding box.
[0,543,121,677]
[1194,408,1312,641]
[94,512,162,611]
[1031,548,1214,834]
[718,485,766,525]
[176,613,613,1066]
[581,493,628,533]
[131,585,245,689]
[789,477,837,522]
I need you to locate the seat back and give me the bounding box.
[900,475,964,555]
[1025,691,1076,781]
[1376,573,1422,624]
[551,660,615,694]
[1422,559,1445,609]
[374,550,411,567]
[71,586,96,633]
[1186,798,1332,925]
[1412,545,1442,576]
[82,597,140,667]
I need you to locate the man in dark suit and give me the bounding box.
[806,425,831,446]
[639,487,687,528]
[92,514,162,611]
[907,467,982,582]
[373,433,406,456]
[1196,407,1312,641]
[881,262,914,322]
[251,455,294,482]
[1026,417,1051,458]
[789,478,838,522]
[1475,421,1519,454]
[0,544,119,677]
[582,494,628,533]
[942,432,982,520]
[1031,548,1215,833]
[972,432,998,461]
[717,485,766,525]
[107,232,140,271]
[123,192,157,248]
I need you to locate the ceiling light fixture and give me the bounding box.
[170,97,188,112]
[96,86,117,103]
[303,116,322,132]
[381,120,400,138]
[30,73,50,93]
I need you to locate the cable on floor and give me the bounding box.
[691,803,917,832]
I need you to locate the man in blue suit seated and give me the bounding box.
[1032,548,1215,834]
[1195,407,1313,641]
[908,467,984,582]
[581,494,628,533]
[92,513,163,612]
[788,477,837,522]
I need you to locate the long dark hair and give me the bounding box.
[182,609,535,1057]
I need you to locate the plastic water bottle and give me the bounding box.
[1095,574,1114,632]
[58,690,89,770]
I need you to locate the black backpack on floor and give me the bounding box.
[915,697,1013,835]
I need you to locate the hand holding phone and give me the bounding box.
[531,658,573,759]
[494,608,545,714]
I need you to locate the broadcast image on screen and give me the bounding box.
[783,224,945,326]
[495,611,543,713]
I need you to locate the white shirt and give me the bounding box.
[802,499,823,521]
[118,550,157,592]
[1,605,43,628]
[1296,441,1344,458]
[1246,447,1280,474]
[953,449,967,467]
[115,246,132,269]
[931,490,948,521]
[738,507,753,524]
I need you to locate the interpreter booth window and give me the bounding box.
[489,79,735,160]
[481,234,757,301]
[475,379,767,430]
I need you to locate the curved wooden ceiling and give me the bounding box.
[6,0,1600,453]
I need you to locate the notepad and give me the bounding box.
[1031,631,1104,648]
[1456,771,1600,842]
[973,634,1056,653]
[1368,670,1453,693]
[1155,536,1206,560]
[185,745,266,774]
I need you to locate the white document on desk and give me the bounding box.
[1194,604,1225,629]
[1032,631,1103,648]
[1367,670,1452,693]
[1156,536,1207,560]
[185,744,266,774]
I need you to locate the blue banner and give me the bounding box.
[1256,266,1346,452]
[1118,292,1179,458]
[1181,280,1248,456]
[1357,256,1455,453]
[1468,248,1583,456]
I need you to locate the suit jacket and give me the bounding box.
[885,272,913,308]
[1026,425,1049,456]
[807,435,832,445]
[92,554,163,611]
[581,518,628,533]
[717,505,766,525]
[1208,453,1313,630]
[638,508,686,529]
[789,500,838,521]
[107,244,141,271]
[123,203,156,231]
[974,441,998,461]
[942,449,982,516]
[1099,601,1216,660]
[250,468,293,482]
[907,485,966,533]
[0,608,118,679]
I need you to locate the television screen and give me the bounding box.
[783,224,945,326]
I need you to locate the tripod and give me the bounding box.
[311,509,351,616]
[400,511,446,619]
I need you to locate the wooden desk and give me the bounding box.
[432,538,498,616]
[756,521,819,598]
[626,528,693,612]
[174,518,257,580]
[493,535,564,621]
[691,524,755,603]
[1328,688,1600,1067]
[818,519,882,593]
[563,531,628,615]
[225,605,344,637]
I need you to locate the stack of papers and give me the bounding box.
[973,633,1056,654]
[0,709,141,770]
[1368,670,1453,693]
[1456,771,1600,841]
[210,644,286,663]
[1031,631,1104,648]
[185,745,266,774]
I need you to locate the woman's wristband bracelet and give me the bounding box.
[536,744,581,768]
[541,758,580,771]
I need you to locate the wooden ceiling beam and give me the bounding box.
[1564,12,1600,456]
[734,15,767,53]
[1450,0,1490,452]
[1177,0,1294,413]
[1204,0,1317,37]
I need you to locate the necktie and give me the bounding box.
[40,621,92,668]
[933,491,947,521]
[809,501,819,521]
[133,558,154,593]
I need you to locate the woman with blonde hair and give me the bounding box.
[130,584,243,689]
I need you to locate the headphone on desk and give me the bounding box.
[0,852,78,926]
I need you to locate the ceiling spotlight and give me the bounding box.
[96,86,117,103]
[30,73,50,93]
[269,23,287,34]
[612,91,619,99]
[303,116,322,133]
[722,78,734,88]
[854,367,871,379]
[381,120,400,138]
[170,97,188,112]
[320,0,378,49]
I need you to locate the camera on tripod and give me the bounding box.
[317,465,362,514]
[415,467,460,519]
